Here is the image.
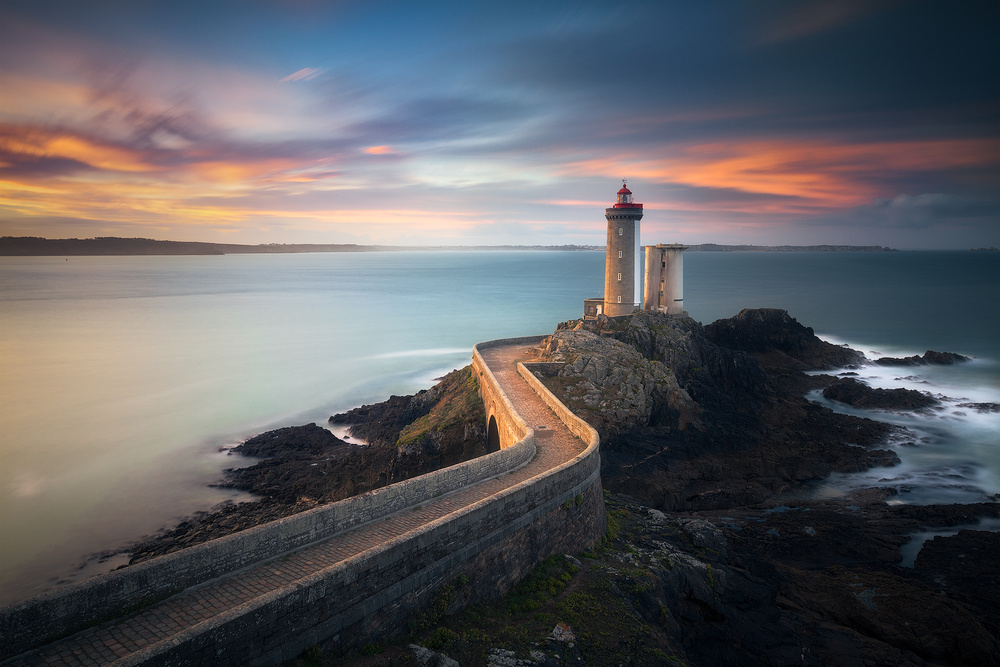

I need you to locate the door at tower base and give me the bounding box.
[643,244,688,316]
[583,297,605,320]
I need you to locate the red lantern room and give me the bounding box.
[614,180,642,208]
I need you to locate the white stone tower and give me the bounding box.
[603,181,643,317]
[643,243,688,315]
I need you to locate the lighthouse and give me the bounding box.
[583,181,689,321]
[602,181,643,317]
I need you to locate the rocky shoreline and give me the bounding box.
[129,366,490,563]
[121,308,997,665]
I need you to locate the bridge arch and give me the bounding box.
[487,415,501,453]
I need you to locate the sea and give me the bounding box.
[1,250,998,603]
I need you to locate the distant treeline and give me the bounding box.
[686,243,897,252]
[0,237,603,255]
[1,236,899,256]
[0,237,378,256]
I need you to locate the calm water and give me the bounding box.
[1,250,998,603]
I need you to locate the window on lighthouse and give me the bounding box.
[617,273,622,281]
[619,228,623,236]
[618,250,622,258]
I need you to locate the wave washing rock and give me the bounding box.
[875,350,971,366]
[822,377,940,410]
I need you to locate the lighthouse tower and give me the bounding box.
[603,181,643,317]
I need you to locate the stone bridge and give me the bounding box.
[0,336,605,666]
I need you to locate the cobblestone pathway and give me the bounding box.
[6,342,586,667]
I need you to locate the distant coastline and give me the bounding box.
[1,236,903,256]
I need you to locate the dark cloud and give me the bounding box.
[813,193,1000,229]
[0,153,92,179]
[346,95,532,146]
[76,57,211,149]
[650,182,811,209]
[485,0,999,148]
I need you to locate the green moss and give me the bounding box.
[401,544,677,667]
[396,367,485,448]
[409,578,460,635]
[603,508,630,546]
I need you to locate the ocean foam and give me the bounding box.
[807,340,1000,505]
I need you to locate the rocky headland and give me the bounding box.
[124,308,997,665]
[531,309,902,512]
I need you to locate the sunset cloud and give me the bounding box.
[0,1,995,247]
[562,138,1000,214]
[280,68,323,83]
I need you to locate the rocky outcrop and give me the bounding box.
[534,325,701,439]
[875,350,971,366]
[330,366,487,459]
[914,529,1000,637]
[534,310,897,512]
[233,423,348,458]
[822,377,941,410]
[703,307,865,370]
[956,401,1000,413]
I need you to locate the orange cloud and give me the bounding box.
[1,126,160,173]
[364,145,396,155]
[188,159,302,184]
[564,138,1000,212]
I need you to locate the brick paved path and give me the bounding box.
[5,342,586,667]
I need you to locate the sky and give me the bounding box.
[0,0,997,248]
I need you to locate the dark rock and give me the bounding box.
[914,529,1000,636]
[956,401,1000,413]
[233,423,348,458]
[822,377,940,410]
[536,311,896,511]
[875,350,971,366]
[597,494,1000,667]
[703,307,865,370]
[328,394,426,446]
